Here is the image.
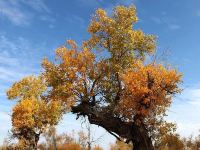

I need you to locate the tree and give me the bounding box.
[182,132,200,150]
[41,5,182,150]
[38,127,103,150]
[155,133,184,150]
[9,5,182,150]
[6,76,62,150]
[110,140,133,150]
[92,146,103,150]
[80,119,104,150]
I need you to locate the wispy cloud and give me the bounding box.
[20,0,50,13]
[39,15,55,22]
[169,24,181,30]
[120,0,138,6]
[0,0,50,26]
[0,33,48,143]
[67,15,86,29]
[0,33,48,99]
[0,110,12,143]
[77,0,101,8]
[196,10,200,17]
[77,0,138,14]
[151,17,162,24]
[0,1,29,26]
[181,86,200,106]
[151,15,181,30]
[0,102,14,144]
[167,84,200,137]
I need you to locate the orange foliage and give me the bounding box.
[118,61,181,122]
[7,76,62,148]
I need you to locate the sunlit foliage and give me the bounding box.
[7,76,62,149]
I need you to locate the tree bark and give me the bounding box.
[27,133,39,150]
[71,102,154,150]
[131,124,153,150]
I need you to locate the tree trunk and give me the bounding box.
[133,141,152,150]
[131,124,154,150]
[34,133,40,150]
[17,129,40,150]
[24,132,40,150]
[72,102,154,150]
[29,136,38,150]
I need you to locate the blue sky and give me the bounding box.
[1,0,200,149]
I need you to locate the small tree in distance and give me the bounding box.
[6,76,62,149]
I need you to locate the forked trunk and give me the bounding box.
[72,102,154,150]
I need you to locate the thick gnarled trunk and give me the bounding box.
[25,134,39,150]
[72,102,154,150]
[16,129,40,150]
[131,125,153,150]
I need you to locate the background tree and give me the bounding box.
[80,119,104,150]
[110,139,133,150]
[92,146,103,150]
[155,133,184,150]
[6,76,62,150]
[182,133,200,150]
[41,5,182,150]
[38,127,103,150]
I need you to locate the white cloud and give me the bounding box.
[197,10,200,17]
[48,24,55,29]
[167,84,200,137]
[0,1,29,26]
[151,16,181,30]
[0,33,49,106]
[0,109,12,144]
[121,0,138,6]
[151,17,162,24]
[67,15,86,29]
[0,67,28,82]
[39,15,55,22]
[0,0,50,26]
[186,88,200,106]
[77,0,100,7]
[0,35,40,83]
[20,0,50,13]
[0,55,19,67]
[169,24,181,30]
